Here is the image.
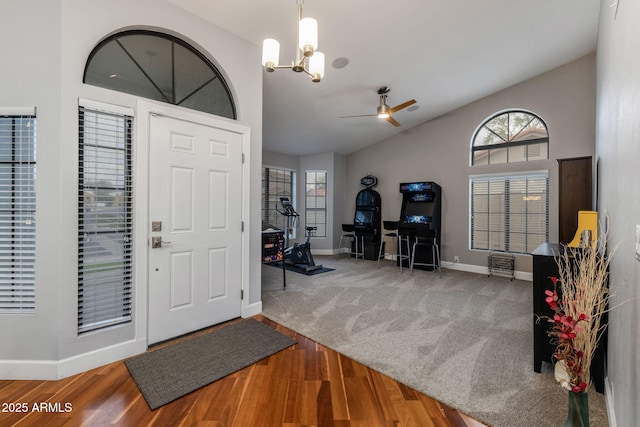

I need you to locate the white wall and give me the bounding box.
[595,0,640,425]
[0,0,262,379]
[344,54,596,274]
[0,1,63,367]
[263,150,298,171]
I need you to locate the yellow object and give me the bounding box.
[567,210,598,248]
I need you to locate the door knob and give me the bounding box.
[151,236,172,248]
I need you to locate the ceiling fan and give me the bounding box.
[340,87,416,127]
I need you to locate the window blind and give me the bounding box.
[262,167,296,233]
[78,106,133,333]
[470,173,548,254]
[305,171,327,237]
[0,113,36,313]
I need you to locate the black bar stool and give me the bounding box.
[410,229,441,275]
[377,221,410,270]
[337,224,364,262]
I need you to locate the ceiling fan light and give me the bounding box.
[262,38,280,71]
[309,51,325,82]
[377,104,390,119]
[298,17,318,56]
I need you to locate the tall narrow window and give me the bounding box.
[470,173,549,254]
[262,167,296,233]
[0,111,36,313]
[78,105,133,333]
[305,171,326,238]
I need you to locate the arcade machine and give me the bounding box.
[397,181,442,269]
[353,175,382,260]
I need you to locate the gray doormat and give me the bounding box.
[125,318,296,410]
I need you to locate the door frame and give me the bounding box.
[134,100,251,346]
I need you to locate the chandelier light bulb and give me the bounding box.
[309,51,325,82]
[262,38,280,71]
[298,17,318,56]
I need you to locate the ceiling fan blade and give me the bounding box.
[389,99,416,114]
[385,116,401,127]
[340,114,377,119]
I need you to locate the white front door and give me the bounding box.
[147,112,242,344]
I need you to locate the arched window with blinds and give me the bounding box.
[469,109,550,254]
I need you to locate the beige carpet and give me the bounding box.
[261,255,608,427]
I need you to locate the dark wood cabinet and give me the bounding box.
[558,157,592,244]
[532,243,607,393]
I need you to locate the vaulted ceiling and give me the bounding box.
[167,0,601,156]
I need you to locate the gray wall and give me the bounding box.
[595,0,640,425]
[264,149,347,252]
[344,54,596,274]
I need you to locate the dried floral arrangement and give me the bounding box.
[545,241,613,393]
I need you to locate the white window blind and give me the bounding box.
[470,173,548,254]
[78,106,133,333]
[305,171,327,237]
[0,113,36,313]
[262,167,296,233]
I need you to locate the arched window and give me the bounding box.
[84,30,236,119]
[471,110,548,165]
[469,109,549,254]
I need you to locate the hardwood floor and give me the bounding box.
[0,315,486,426]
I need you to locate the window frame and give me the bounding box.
[262,166,296,236]
[469,171,549,254]
[304,170,327,238]
[84,29,236,120]
[471,109,549,165]
[78,102,134,333]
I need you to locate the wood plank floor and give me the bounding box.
[0,315,487,427]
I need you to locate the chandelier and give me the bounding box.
[261,0,325,83]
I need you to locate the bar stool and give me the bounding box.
[337,224,364,262]
[377,221,410,270]
[410,229,441,275]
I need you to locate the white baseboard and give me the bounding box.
[310,251,533,280]
[0,359,60,380]
[438,261,533,281]
[0,338,147,380]
[312,248,337,256]
[243,300,263,318]
[605,376,617,427]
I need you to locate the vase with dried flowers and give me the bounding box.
[545,240,613,427]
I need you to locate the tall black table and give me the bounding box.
[531,243,607,393]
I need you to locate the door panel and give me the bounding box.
[148,113,242,344]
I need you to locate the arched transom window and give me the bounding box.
[471,110,548,165]
[84,30,236,119]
